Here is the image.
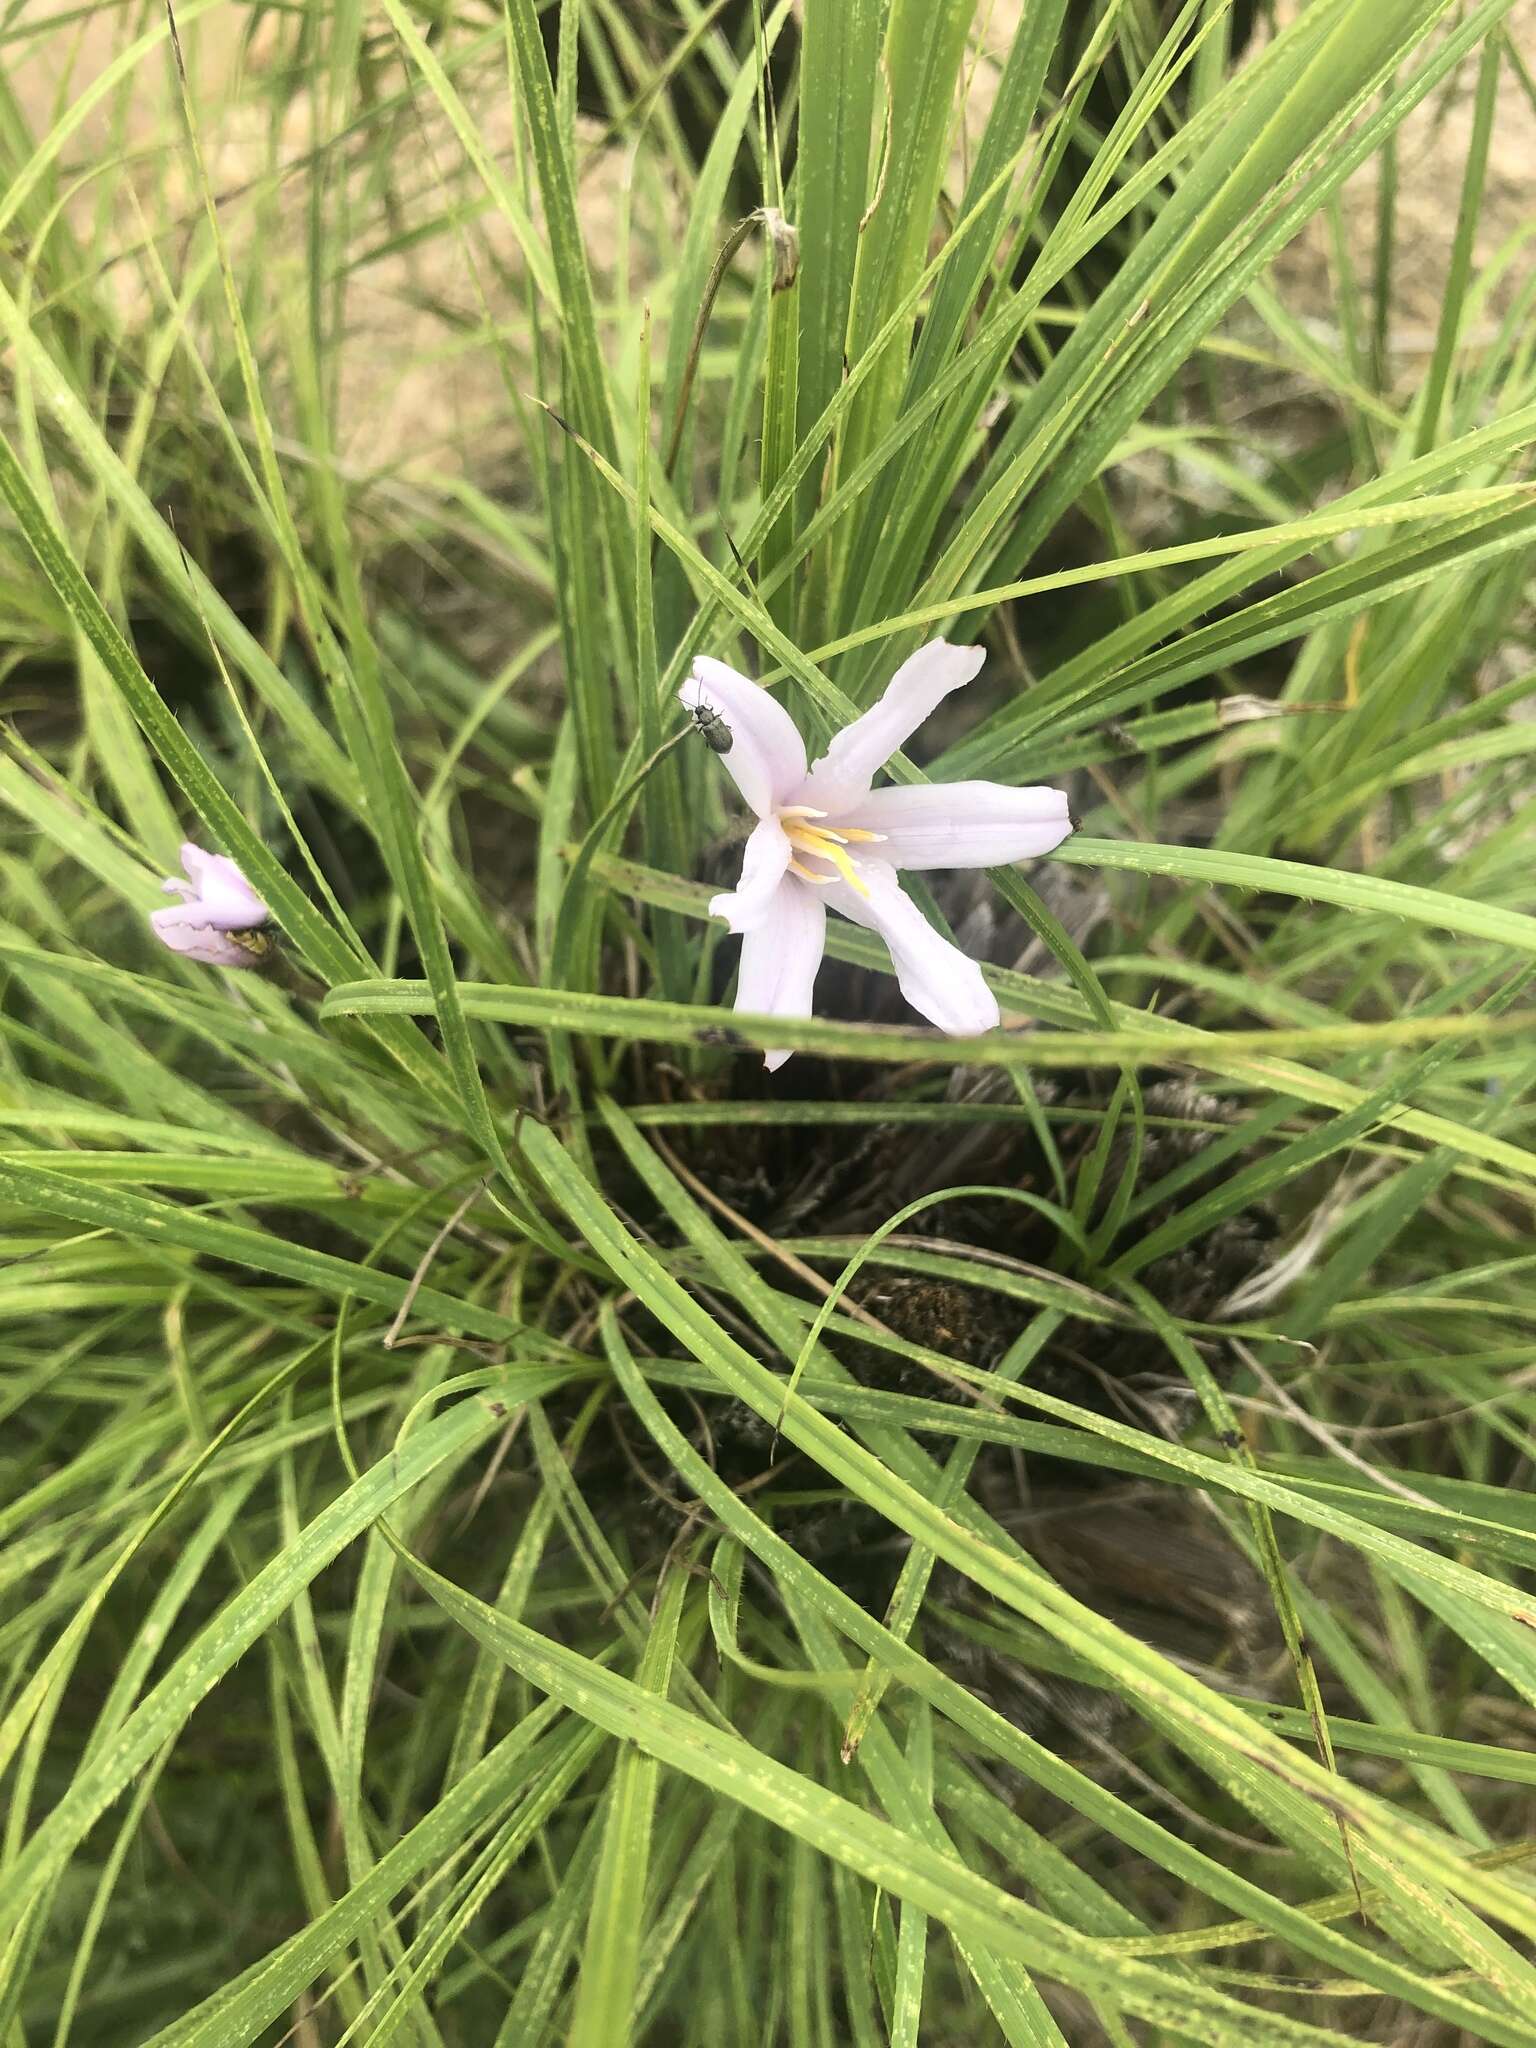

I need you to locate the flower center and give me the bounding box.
[778,807,885,897]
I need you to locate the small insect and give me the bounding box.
[690,701,734,755]
[224,926,276,964]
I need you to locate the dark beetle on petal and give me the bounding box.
[690,702,734,755]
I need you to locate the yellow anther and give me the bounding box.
[783,820,871,897]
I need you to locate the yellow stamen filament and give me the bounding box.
[782,817,885,898]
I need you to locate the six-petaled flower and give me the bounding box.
[679,639,1073,1070]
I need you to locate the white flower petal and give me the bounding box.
[734,875,827,1072]
[708,817,793,933]
[797,640,985,813]
[839,781,1072,871]
[179,842,218,884]
[199,863,268,929]
[825,862,999,1038]
[151,903,263,968]
[680,657,807,819]
[174,842,268,928]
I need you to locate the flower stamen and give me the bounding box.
[784,819,872,897]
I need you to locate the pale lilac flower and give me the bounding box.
[680,640,1073,1070]
[151,841,271,969]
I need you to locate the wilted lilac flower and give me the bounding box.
[680,639,1073,1069]
[151,841,271,969]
